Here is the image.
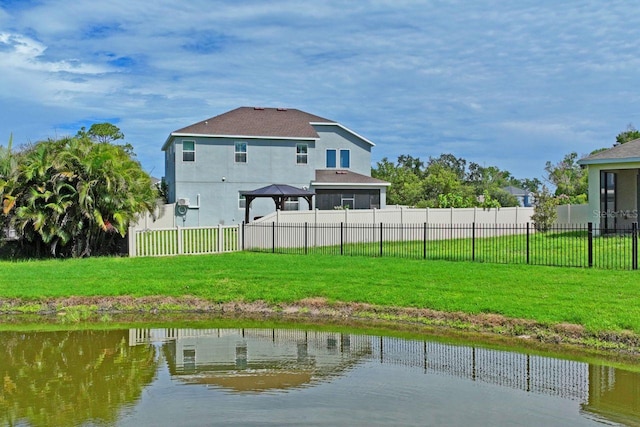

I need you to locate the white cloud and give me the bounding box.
[0,0,639,180]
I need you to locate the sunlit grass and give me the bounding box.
[1,252,640,335]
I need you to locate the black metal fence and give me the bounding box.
[242,222,640,270]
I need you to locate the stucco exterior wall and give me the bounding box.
[164,127,377,226]
[313,125,372,175]
[585,161,640,228]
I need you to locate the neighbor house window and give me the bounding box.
[296,143,308,164]
[340,149,350,168]
[326,149,337,168]
[235,142,247,163]
[182,140,195,162]
[238,193,246,209]
[284,197,299,211]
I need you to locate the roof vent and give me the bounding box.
[277,108,288,111]
[336,170,347,174]
[254,107,264,110]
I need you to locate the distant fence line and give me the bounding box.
[256,206,535,225]
[252,204,592,226]
[242,222,640,270]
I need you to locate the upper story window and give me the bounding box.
[296,143,308,164]
[340,149,350,168]
[235,142,247,163]
[326,149,337,168]
[326,149,350,168]
[182,140,195,162]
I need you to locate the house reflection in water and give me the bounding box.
[129,328,371,393]
[128,328,640,424]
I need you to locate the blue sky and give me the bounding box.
[1,1,639,181]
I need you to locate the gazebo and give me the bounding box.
[240,184,315,223]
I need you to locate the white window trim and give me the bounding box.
[296,143,308,165]
[339,149,350,168]
[326,148,337,168]
[238,193,246,210]
[235,141,248,163]
[182,140,195,162]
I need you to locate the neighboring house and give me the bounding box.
[502,185,533,207]
[162,107,390,226]
[577,138,640,231]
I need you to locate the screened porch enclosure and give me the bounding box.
[314,189,380,210]
[599,169,640,232]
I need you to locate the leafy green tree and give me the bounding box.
[517,177,542,193]
[423,162,468,204]
[373,152,539,209]
[77,122,125,143]
[427,153,467,181]
[486,187,518,207]
[372,157,424,205]
[531,186,558,232]
[544,152,587,204]
[615,124,640,145]
[2,130,157,257]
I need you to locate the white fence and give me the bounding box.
[128,225,240,257]
[255,206,535,226]
[555,204,592,225]
[127,204,592,257]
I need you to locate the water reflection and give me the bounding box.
[132,328,370,393]
[0,330,158,426]
[1,327,639,426]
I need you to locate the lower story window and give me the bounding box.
[239,194,246,209]
[284,197,299,211]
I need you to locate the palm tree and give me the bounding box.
[3,131,158,257]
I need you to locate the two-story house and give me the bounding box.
[162,107,389,226]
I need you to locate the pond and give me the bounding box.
[1,325,639,426]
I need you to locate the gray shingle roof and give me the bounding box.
[313,170,390,185]
[578,138,640,165]
[172,107,333,139]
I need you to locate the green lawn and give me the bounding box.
[0,252,639,335]
[252,228,638,270]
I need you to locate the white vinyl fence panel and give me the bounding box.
[129,225,240,257]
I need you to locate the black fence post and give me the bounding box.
[588,222,593,268]
[423,222,427,259]
[526,222,530,264]
[242,221,245,251]
[272,222,276,253]
[633,222,638,270]
[304,222,308,255]
[472,222,476,262]
[340,222,344,255]
[379,222,383,257]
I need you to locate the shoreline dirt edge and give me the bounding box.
[1,296,639,358]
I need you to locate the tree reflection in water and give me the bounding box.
[0,330,158,426]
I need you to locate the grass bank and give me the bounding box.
[1,252,639,352]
